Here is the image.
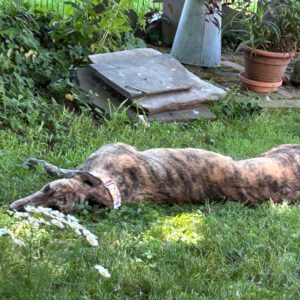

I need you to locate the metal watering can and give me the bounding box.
[171,0,222,67]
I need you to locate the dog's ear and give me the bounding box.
[76,172,102,187]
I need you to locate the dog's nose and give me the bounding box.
[10,202,25,212]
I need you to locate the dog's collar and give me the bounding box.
[101,176,122,209]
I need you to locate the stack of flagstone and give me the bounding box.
[76,48,226,122]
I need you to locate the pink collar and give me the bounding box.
[101,177,122,209]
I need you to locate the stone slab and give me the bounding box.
[76,67,218,121]
[90,53,192,99]
[222,60,244,72]
[148,105,216,122]
[277,87,300,99]
[75,67,136,117]
[134,70,226,114]
[90,48,226,113]
[258,99,300,109]
[89,48,161,64]
[79,48,227,122]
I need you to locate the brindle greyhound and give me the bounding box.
[10,143,300,213]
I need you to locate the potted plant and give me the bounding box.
[233,0,299,92]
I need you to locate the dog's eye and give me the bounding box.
[43,184,52,194]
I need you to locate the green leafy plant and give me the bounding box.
[0,0,145,134]
[50,0,134,53]
[0,3,80,133]
[232,0,300,52]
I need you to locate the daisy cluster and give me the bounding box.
[16,205,99,247]
[0,205,111,280]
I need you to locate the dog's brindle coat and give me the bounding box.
[10,143,300,213]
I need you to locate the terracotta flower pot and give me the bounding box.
[239,72,282,93]
[243,45,295,83]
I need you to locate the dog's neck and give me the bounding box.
[88,171,122,209]
[100,175,122,209]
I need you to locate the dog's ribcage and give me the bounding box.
[77,143,300,204]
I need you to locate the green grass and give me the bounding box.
[1,99,300,299]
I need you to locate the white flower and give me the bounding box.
[51,210,65,218]
[43,211,55,218]
[74,229,82,235]
[82,229,99,246]
[36,217,46,224]
[7,48,13,58]
[36,206,53,213]
[14,212,29,218]
[95,265,111,279]
[27,216,40,227]
[51,219,65,229]
[24,216,41,229]
[12,238,26,247]
[0,228,25,247]
[24,205,35,212]
[10,206,101,249]
[0,228,12,236]
[86,234,99,247]
[34,206,56,218]
[66,220,83,231]
[82,228,95,237]
[67,215,79,223]
[54,216,67,224]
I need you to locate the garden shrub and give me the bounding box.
[0,0,140,134]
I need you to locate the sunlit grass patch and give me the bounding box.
[143,212,205,245]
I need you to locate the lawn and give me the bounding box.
[1,98,300,299]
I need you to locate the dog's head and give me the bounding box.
[10,172,114,213]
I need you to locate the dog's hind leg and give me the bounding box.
[22,158,76,178]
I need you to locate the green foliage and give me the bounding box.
[50,0,134,52]
[232,0,300,52]
[0,4,73,133]
[124,32,147,49]
[0,1,142,134]
[212,89,261,120]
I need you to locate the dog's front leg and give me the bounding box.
[22,158,76,178]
